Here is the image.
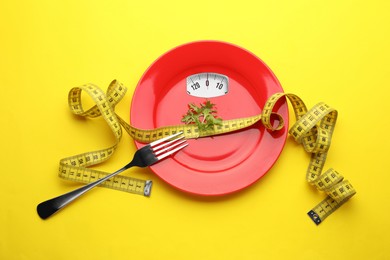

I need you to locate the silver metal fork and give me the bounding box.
[37,132,188,219]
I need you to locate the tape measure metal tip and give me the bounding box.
[307,210,322,225]
[144,180,153,197]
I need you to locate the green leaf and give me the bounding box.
[181,100,223,134]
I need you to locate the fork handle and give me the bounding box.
[37,166,129,219]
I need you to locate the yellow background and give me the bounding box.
[1,0,389,259]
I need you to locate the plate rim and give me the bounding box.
[130,40,289,196]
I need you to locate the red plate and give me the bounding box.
[130,41,288,196]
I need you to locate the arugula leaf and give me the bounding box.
[181,100,222,133]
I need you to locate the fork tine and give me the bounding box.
[149,132,183,147]
[156,142,188,161]
[153,138,187,156]
[152,135,185,152]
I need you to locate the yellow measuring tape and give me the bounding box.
[59,80,356,224]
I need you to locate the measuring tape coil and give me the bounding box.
[59,80,356,224]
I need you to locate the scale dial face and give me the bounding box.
[186,72,229,98]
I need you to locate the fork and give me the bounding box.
[37,132,188,219]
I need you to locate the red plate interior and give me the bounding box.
[130,41,288,196]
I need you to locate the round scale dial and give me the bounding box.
[186,72,229,98]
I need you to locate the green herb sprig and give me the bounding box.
[181,100,222,133]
